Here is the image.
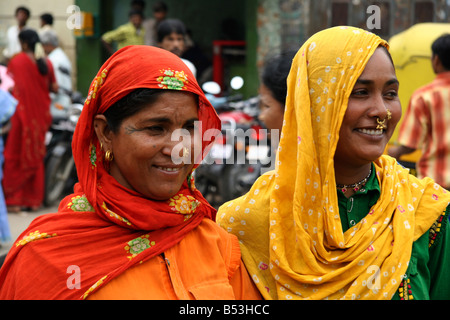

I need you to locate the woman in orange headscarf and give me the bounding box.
[0,45,261,300]
[217,26,450,300]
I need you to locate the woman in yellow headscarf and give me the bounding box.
[217,26,450,300]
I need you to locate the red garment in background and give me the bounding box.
[3,52,55,207]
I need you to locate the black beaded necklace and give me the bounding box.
[336,168,372,193]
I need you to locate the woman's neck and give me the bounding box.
[24,50,35,58]
[334,162,372,197]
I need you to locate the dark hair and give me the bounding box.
[432,33,450,71]
[104,88,166,133]
[261,50,296,106]
[40,13,54,25]
[15,6,30,18]
[153,1,168,13]
[18,29,48,75]
[131,0,146,9]
[129,9,143,18]
[379,45,394,67]
[157,19,186,43]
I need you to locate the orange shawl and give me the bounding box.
[0,46,220,299]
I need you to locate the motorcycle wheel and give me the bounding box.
[193,167,209,196]
[44,145,75,207]
[220,163,256,203]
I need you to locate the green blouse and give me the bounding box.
[337,164,450,300]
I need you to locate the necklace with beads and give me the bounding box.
[336,168,372,193]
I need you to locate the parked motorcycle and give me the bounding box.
[44,92,84,207]
[194,78,272,205]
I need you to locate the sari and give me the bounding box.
[3,52,55,208]
[0,46,221,299]
[217,26,450,300]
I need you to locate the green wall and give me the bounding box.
[75,0,259,98]
[74,0,110,95]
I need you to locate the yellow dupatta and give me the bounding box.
[217,26,450,300]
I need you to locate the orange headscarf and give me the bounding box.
[0,46,220,299]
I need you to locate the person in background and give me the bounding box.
[131,0,168,46]
[157,18,197,77]
[101,9,145,56]
[3,30,57,213]
[39,13,54,32]
[0,45,261,300]
[40,29,73,118]
[0,65,14,93]
[3,7,31,62]
[217,26,450,300]
[258,50,296,140]
[388,34,450,190]
[0,77,17,246]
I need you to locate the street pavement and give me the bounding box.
[1,204,59,257]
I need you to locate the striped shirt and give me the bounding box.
[398,71,450,188]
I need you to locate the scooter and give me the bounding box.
[44,92,84,207]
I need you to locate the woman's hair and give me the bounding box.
[104,88,166,133]
[157,19,186,43]
[379,44,394,66]
[18,29,48,75]
[432,33,450,70]
[261,50,297,106]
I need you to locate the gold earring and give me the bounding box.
[105,150,114,162]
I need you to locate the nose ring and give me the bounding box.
[376,109,392,130]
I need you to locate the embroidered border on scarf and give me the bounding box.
[15,230,57,247]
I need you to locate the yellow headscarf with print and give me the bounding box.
[217,26,450,300]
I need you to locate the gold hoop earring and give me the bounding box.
[105,150,114,162]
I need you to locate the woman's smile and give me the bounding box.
[154,165,183,173]
[356,128,384,136]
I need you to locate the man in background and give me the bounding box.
[389,34,450,190]
[131,0,168,46]
[101,9,145,56]
[40,29,73,118]
[3,7,31,62]
[157,19,196,77]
